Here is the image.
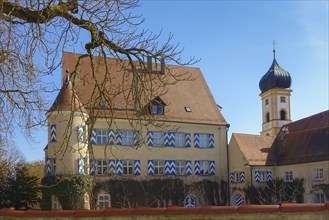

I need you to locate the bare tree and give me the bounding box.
[0,0,197,147]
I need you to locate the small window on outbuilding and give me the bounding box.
[184,106,192,112]
[149,96,166,115]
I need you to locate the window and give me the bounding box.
[153,131,164,146]
[313,168,324,180]
[121,130,133,146]
[199,161,209,175]
[234,172,241,183]
[97,160,108,175]
[199,134,209,148]
[122,160,134,175]
[154,160,164,175]
[284,171,293,182]
[266,112,270,123]
[280,96,286,103]
[280,110,286,120]
[98,194,111,209]
[313,192,326,203]
[151,104,164,115]
[175,133,185,147]
[46,158,56,176]
[258,171,268,182]
[265,99,269,105]
[96,129,107,145]
[175,160,185,175]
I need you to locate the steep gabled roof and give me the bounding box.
[273,110,329,165]
[232,133,275,166]
[56,52,227,125]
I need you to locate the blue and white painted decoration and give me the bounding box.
[209,161,215,176]
[240,172,245,182]
[133,131,140,146]
[134,160,141,175]
[186,160,192,175]
[194,133,200,148]
[89,159,96,176]
[147,131,153,146]
[208,134,215,148]
[185,133,191,147]
[91,129,97,144]
[116,160,123,175]
[116,130,122,145]
[147,160,154,175]
[194,160,200,175]
[255,171,261,182]
[46,158,52,176]
[50,124,57,142]
[78,157,85,174]
[267,171,272,182]
[77,125,84,142]
[184,196,196,208]
[108,129,115,145]
[235,195,244,206]
[109,159,116,175]
[229,173,235,183]
[164,132,175,147]
[165,160,175,175]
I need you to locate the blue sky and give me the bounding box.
[18,1,328,162]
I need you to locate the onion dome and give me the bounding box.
[259,56,292,94]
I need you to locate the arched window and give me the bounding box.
[184,195,197,208]
[280,110,286,120]
[266,112,270,123]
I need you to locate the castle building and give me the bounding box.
[228,51,329,206]
[44,52,229,209]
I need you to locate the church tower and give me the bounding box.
[259,48,292,136]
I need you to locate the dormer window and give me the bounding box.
[151,104,164,115]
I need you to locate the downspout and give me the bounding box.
[225,124,230,206]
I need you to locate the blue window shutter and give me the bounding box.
[267,171,272,182]
[91,129,97,145]
[148,160,154,175]
[50,124,57,142]
[133,131,140,146]
[240,172,245,182]
[116,130,122,145]
[210,161,215,176]
[78,157,85,175]
[46,158,52,176]
[194,160,200,175]
[108,129,115,145]
[229,173,234,183]
[89,159,96,176]
[186,160,192,175]
[134,160,141,175]
[116,160,122,175]
[109,159,116,175]
[236,195,244,206]
[147,131,154,146]
[169,132,175,147]
[164,132,173,147]
[165,160,175,175]
[208,134,215,148]
[77,125,84,142]
[255,171,260,182]
[185,133,191,148]
[194,133,200,148]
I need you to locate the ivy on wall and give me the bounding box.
[41,175,94,210]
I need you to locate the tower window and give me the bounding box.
[266,112,270,123]
[265,99,269,105]
[280,110,286,120]
[280,96,286,103]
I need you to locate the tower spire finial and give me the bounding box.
[272,40,276,59]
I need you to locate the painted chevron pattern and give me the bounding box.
[165,160,175,175]
[267,171,272,182]
[116,130,122,145]
[194,160,200,175]
[236,195,244,206]
[109,160,116,175]
[164,132,175,147]
[185,133,191,147]
[78,157,85,175]
[108,129,115,145]
[91,129,97,145]
[148,160,154,175]
[116,160,123,175]
[255,171,260,182]
[209,134,215,148]
[229,173,235,183]
[194,133,200,148]
[133,131,140,146]
[77,125,84,142]
[210,161,215,176]
[46,158,52,176]
[147,131,153,146]
[89,159,96,176]
[186,160,192,175]
[134,160,141,175]
[240,172,245,182]
[50,124,57,142]
[184,196,196,208]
